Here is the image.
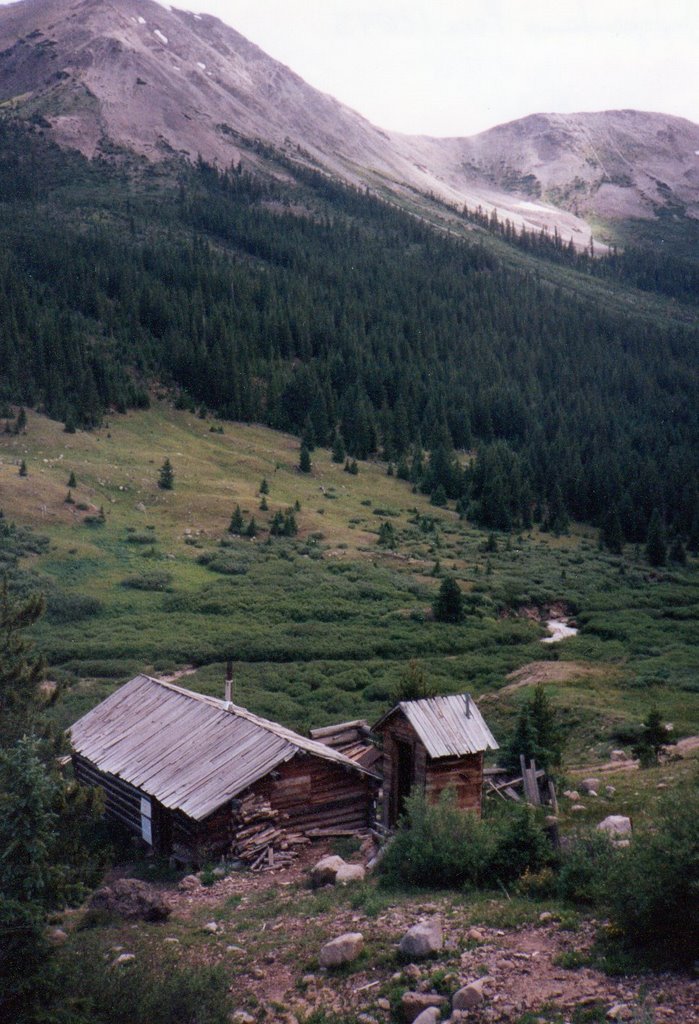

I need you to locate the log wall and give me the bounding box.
[425,752,484,813]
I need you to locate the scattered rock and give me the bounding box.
[404,964,422,983]
[399,917,443,959]
[570,804,587,813]
[377,998,391,1011]
[227,945,245,953]
[605,785,616,796]
[134,502,146,512]
[203,921,220,934]
[607,1005,633,1021]
[310,855,347,888]
[610,750,627,761]
[401,992,447,1023]
[466,926,485,942]
[581,778,601,794]
[318,932,364,968]
[538,912,554,923]
[597,815,632,837]
[89,879,171,922]
[563,790,580,801]
[178,874,201,892]
[163,936,180,944]
[212,865,226,878]
[231,1012,256,1024]
[48,927,68,944]
[452,979,487,1011]
[412,1009,441,1024]
[335,863,366,885]
[111,953,135,968]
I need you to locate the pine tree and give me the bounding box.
[18,460,27,477]
[0,581,46,747]
[64,490,74,505]
[378,521,396,547]
[259,478,269,495]
[601,505,624,554]
[13,407,26,434]
[245,516,257,538]
[299,445,311,473]
[669,536,686,565]
[67,471,77,489]
[633,707,674,766]
[229,505,245,534]
[158,458,174,490]
[331,432,346,464]
[645,509,667,566]
[433,576,464,623]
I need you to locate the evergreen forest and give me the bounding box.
[1,119,698,546]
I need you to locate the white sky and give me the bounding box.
[6,0,699,136]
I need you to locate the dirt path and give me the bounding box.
[479,661,602,704]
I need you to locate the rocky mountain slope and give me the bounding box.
[1,0,698,246]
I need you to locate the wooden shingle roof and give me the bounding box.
[373,694,498,759]
[70,675,377,821]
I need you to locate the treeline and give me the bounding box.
[463,203,699,305]
[1,120,699,543]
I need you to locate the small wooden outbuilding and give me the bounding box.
[70,674,379,862]
[373,694,499,827]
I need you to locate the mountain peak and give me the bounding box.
[1,0,697,243]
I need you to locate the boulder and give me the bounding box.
[110,952,135,968]
[570,804,586,813]
[563,790,580,801]
[605,785,616,796]
[178,874,201,892]
[310,855,347,888]
[401,992,447,1023]
[89,879,171,922]
[231,1013,256,1024]
[412,1009,441,1024]
[597,815,632,837]
[318,932,363,968]
[610,750,628,762]
[466,926,485,942]
[203,921,220,934]
[48,927,68,944]
[581,778,601,794]
[607,1005,633,1021]
[335,863,366,885]
[452,979,487,1011]
[399,917,443,959]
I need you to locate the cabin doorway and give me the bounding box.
[390,740,414,826]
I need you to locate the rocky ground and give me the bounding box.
[87,842,698,1024]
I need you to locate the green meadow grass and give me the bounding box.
[1,403,698,764]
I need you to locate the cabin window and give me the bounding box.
[140,796,152,845]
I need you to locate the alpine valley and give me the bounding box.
[0,3,699,1022]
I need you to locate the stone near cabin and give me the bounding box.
[178,874,201,891]
[335,862,366,885]
[318,931,364,968]
[110,952,136,968]
[411,1009,441,1024]
[597,815,632,837]
[89,878,171,921]
[452,979,487,1011]
[399,917,443,959]
[401,992,447,1023]
[310,854,346,888]
[581,778,601,794]
[607,1005,633,1021]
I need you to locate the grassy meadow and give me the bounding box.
[1,402,698,764]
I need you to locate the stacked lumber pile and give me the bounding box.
[231,794,310,871]
[310,719,381,770]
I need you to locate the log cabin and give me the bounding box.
[70,674,379,863]
[373,694,498,827]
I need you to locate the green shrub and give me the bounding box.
[125,532,155,545]
[379,791,553,891]
[45,592,103,623]
[556,832,615,906]
[603,786,699,965]
[120,572,173,592]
